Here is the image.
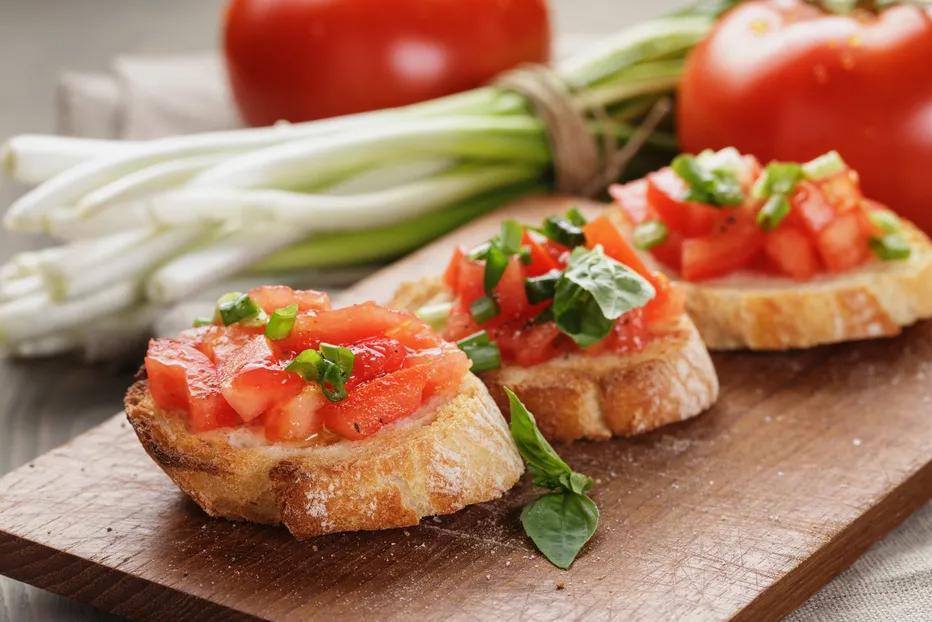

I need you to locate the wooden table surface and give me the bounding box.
[2,2,928,622]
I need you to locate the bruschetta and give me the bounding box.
[390,209,719,443]
[609,149,932,350]
[124,286,522,538]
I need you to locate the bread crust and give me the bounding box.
[125,374,523,538]
[390,280,719,442]
[677,222,932,350]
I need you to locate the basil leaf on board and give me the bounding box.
[552,246,655,347]
[520,491,599,570]
[671,153,744,207]
[506,387,574,488]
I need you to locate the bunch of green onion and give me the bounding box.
[0,1,735,358]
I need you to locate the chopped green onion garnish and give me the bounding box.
[632,220,668,250]
[565,206,588,227]
[456,330,501,372]
[470,295,499,324]
[519,245,533,265]
[265,303,298,340]
[416,301,453,331]
[216,291,262,326]
[868,209,901,235]
[540,216,586,248]
[870,234,911,261]
[525,269,562,304]
[671,153,744,207]
[483,244,510,294]
[752,162,803,200]
[500,219,524,255]
[468,241,492,261]
[756,195,791,231]
[319,342,355,377]
[192,316,214,328]
[802,150,846,180]
[286,343,355,402]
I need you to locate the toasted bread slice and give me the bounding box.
[390,278,719,442]
[125,373,522,538]
[673,221,932,350]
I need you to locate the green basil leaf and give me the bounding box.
[521,491,599,570]
[552,246,656,347]
[505,387,573,488]
[671,153,744,207]
[265,303,298,340]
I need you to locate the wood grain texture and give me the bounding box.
[0,195,930,621]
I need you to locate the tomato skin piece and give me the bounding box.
[583,213,656,286]
[646,168,723,237]
[248,285,330,314]
[321,366,429,440]
[443,246,465,290]
[764,226,821,280]
[816,211,870,272]
[677,0,932,234]
[224,0,550,126]
[521,231,559,277]
[681,216,765,281]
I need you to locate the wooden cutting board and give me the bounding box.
[1,196,930,621]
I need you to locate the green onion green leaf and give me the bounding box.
[552,245,656,347]
[455,330,501,372]
[286,343,355,402]
[415,301,453,332]
[632,219,668,250]
[215,291,262,326]
[802,150,846,180]
[470,295,499,324]
[468,241,492,261]
[870,233,911,261]
[565,206,588,227]
[540,215,586,248]
[867,209,902,235]
[525,269,562,304]
[499,219,524,255]
[519,245,533,265]
[671,153,744,207]
[320,342,355,378]
[192,316,214,328]
[756,195,791,231]
[286,348,324,381]
[506,387,598,569]
[752,162,803,200]
[483,245,510,295]
[265,303,298,340]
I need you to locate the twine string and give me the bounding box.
[496,64,672,197]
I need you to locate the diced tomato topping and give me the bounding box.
[496,321,565,367]
[764,226,821,280]
[609,179,653,224]
[681,214,764,281]
[521,231,559,276]
[144,292,463,442]
[815,170,861,212]
[786,181,836,235]
[816,211,870,272]
[320,365,429,440]
[583,212,657,287]
[647,168,723,237]
[264,385,326,442]
[442,246,465,290]
[248,285,330,314]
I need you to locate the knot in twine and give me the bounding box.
[496,64,672,198]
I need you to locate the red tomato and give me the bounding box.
[678,0,932,233]
[217,335,303,421]
[816,211,870,272]
[248,285,330,314]
[321,366,429,440]
[609,179,654,224]
[224,0,550,125]
[278,302,418,353]
[346,338,408,387]
[681,215,765,281]
[495,321,564,367]
[786,181,836,236]
[521,231,559,277]
[145,339,241,431]
[443,247,466,290]
[583,213,657,286]
[264,385,326,442]
[647,168,724,237]
[764,226,821,280]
